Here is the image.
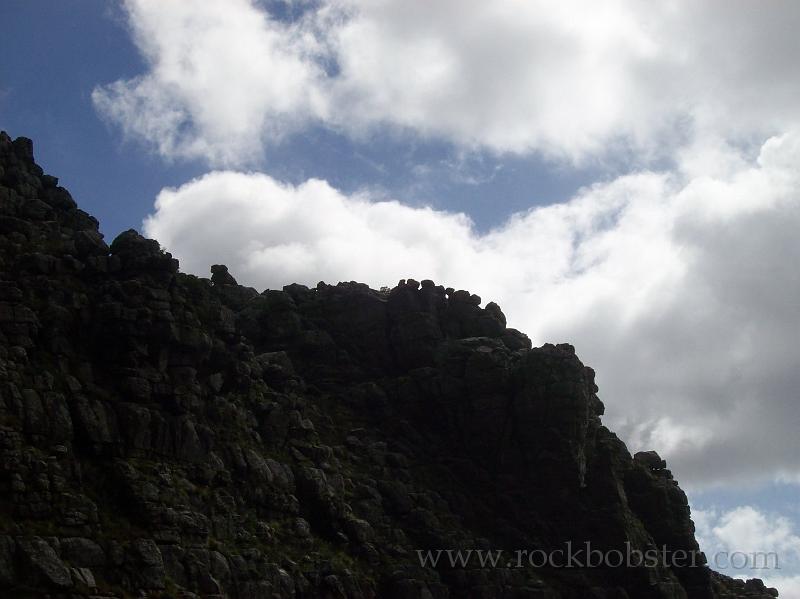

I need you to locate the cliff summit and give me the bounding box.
[0,132,777,598]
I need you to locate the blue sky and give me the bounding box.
[0,1,209,236]
[0,1,606,239]
[3,1,800,594]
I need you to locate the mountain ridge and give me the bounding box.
[0,131,778,598]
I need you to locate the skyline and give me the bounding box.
[2,1,800,593]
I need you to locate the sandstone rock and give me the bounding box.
[210,264,237,286]
[110,229,178,274]
[16,536,72,589]
[12,137,34,162]
[635,450,667,471]
[60,537,106,567]
[0,536,15,586]
[126,539,166,589]
[0,131,776,599]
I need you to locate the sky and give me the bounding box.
[2,1,799,594]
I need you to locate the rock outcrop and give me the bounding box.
[0,132,778,598]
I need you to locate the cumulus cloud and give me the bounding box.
[145,172,478,285]
[694,506,800,595]
[144,130,800,489]
[93,0,329,166]
[95,0,800,166]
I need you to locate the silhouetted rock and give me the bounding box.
[211,264,238,286]
[0,132,778,598]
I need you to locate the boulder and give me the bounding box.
[634,450,667,471]
[16,537,72,589]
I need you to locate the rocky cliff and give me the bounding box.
[0,132,778,598]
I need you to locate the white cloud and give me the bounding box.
[93,0,329,166]
[95,0,800,166]
[762,576,800,599]
[712,507,800,560]
[324,0,663,158]
[145,172,478,285]
[144,130,800,489]
[693,506,800,596]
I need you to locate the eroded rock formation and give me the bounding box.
[0,132,777,597]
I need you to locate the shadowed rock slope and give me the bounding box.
[0,132,778,598]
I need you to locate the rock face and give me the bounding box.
[0,132,778,598]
